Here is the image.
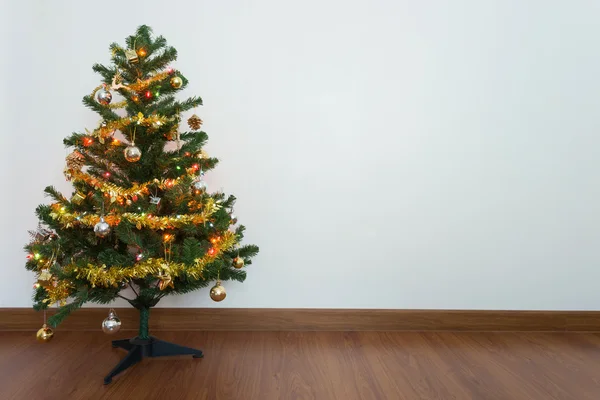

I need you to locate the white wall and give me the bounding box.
[2,0,599,310]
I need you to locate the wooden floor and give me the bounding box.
[1,331,599,399]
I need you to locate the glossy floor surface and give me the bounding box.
[1,331,599,399]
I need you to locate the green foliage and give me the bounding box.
[25,25,259,327]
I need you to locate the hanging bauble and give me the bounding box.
[233,257,245,269]
[124,143,142,162]
[101,309,121,334]
[170,76,183,89]
[187,114,203,130]
[97,88,113,105]
[94,217,111,238]
[36,324,54,343]
[193,179,207,192]
[210,281,226,302]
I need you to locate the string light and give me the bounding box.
[138,48,147,57]
[132,95,139,102]
[167,67,174,74]
[136,253,144,261]
[33,283,41,289]
[192,164,199,171]
[26,254,34,260]
[112,138,120,146]
[145,91,152,99]
[103,172,111,178]
[207,247,216,256]
[154,91,160,98]
[34,253,41,260]
[132,195,138,202]
[83,137,94,146]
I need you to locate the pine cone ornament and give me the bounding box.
[66,151,85,171]
[187,114,203,130]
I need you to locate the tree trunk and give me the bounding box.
[138,307,150,340]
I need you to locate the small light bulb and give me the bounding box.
[176,166,181,170]
[34,253,41,260]
[138,48,147,57]
[145,91,152,99]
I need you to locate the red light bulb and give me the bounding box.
[145,91,152,99]
[208,247,216,256]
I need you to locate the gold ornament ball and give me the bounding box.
[233,257,245,269]
[210,281,226,302]
[170,76,183,89]
[36,324,54,343]
[124,144,142,162]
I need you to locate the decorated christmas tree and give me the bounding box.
[24,25,258,382]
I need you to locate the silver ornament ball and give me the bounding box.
[94,217,111,238]
[101,309,121,334]
[124,144,142,162]
[97,88,112,105]
[193,179,207,192]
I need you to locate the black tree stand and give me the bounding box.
[104,306,203,385]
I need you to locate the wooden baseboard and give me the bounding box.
[1,308,599,332]
[0,308,600,332]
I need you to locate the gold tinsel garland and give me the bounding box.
[64,168,195,200]
[65,231,237,287]
[43,280,73,306]
[124,72,171,92]
[92,112,174,143]
[50,198,220,230]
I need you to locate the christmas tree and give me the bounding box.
[24,25,258,365]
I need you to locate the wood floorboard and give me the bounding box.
[0,331,599,399]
